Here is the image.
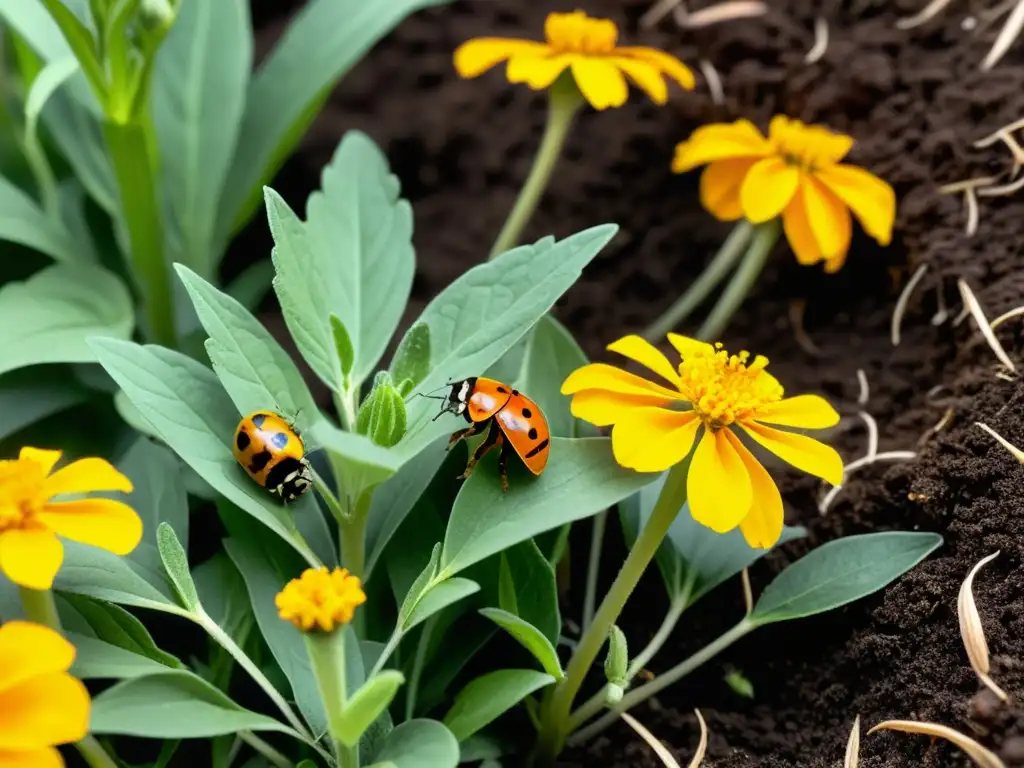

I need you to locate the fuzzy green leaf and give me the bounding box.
[331,313,355,378]
[70,632,173,680]
[479,608,562,680]
[55,542,184,616]
[157,523,199,611]
[443,669,555,742]
[502,541,560,645]
[371,719,458,768]
[389,322,430,396]
[403,577,480,632]
[0,167,78,263]
[337,671,405,747]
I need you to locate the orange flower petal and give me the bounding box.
[687,429,752,533]
[0,622,75,695]
[722,430,785,549]
[570,58,628,110]
[38,499,142,556]
[672,120,771,173]
[0,530,62,590]
[611,410,700,472]
[607,335,683,389]
[17,449,60,476]
[740,157,800,223]
[802,175,851,261]
[740,421,844,485]
[43,457,132,498]
[506,53,572,89]
[561,363,684,400]
[782,188,821,266]
[751,394,840,429]
[454,38,550,79]
[0,747,64,768]
[616,47,695,90]
[609,57,667,104]
[699,159,757,221]
[815,163,896,245]
[0,673,89,750]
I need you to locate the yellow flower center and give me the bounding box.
[0,461,44,532]
[545,10,618,55]
[677,343,783,430]
[769,117,846,173]
[275,567,367,633]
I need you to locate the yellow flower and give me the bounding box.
[276,567,367,633]
[0,448,142,590]
[561,334,844,548]
[672,116,896,272]
[454,10,695,110]
[0,620,90,768]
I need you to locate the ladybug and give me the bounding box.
[232,411,313,503]
[436,377,550,492]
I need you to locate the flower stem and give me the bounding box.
[305,629,352,764]
[581,510,607,632]
[568,617,757,745]
[489,77,584,260]
[535,459,691,763]
[626,591,689,680]
[566,683,611,733]
[103,117,176,348]
[18,586,61,630]
[75,736,120,768]
[641,220,753,341]
[239,732,295,768]
[696,218,781,341]
[339,489,371,580]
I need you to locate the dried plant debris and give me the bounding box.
[958,551,1009,702]
[957,279,1017,372]
[976,422,1024,463]
[621,711,682,768]
[891,264,928,346]
[896,0,1024,70]
[868,720,1007,768]
[845,715,861,768]
[991,304,1024,330]
[805,17,829,63]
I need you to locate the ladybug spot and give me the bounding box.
[497,386,508,393]
[522,407,533,418]
[526,438,549,458]
[235,430,251,451]
[248,451,273,473]
[271,432,289,449]
[252,413,267,427]
[512,389,519,396]
[528,427,538,440]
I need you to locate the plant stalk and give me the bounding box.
[489,77,584,260]
[305,628,355,766]
[238,732,294,768]
[535,459,691,763]
[339,489,371,580]
[581,510,607,632]
[76,736,120,768]
[696,218,781,341]
[641,220,753,341]
[404,614,437,721]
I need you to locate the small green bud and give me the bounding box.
[605,683,624,706]
[603,625,629,687]
[356,372,406,448]
[139,0,176,28]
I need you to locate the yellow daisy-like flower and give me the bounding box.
[454,10,695,110]
[276,567,367,633]
[672,116,897,272]
[0,621,90,768]
[0,448,142,590]
[562,334,844,548]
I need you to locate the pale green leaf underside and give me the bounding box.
[443,669,555,743]
[479,608,563,680]
[371,719,459,768]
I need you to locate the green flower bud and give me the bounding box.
[605,683,624,706]
[604,625,629,687]
[356,372,407,448]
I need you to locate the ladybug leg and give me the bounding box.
[447,420,484,450]
[459,420,502,480]
[497,440,512,493]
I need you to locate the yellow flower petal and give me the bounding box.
[751,394,840,429]
[570,58,628,110]
[561,363,684,400]
[666,333,714,359]
[672,120,771,173]
[42,457,133,498]
[607,335,684,389]
[805,126,854,164]
[0,530,62,590]
[740,157,800,224]
[453,38,550,79]
[507,53,571,89]
[616,47,695,90]
[608,57,667,104]
[722,430,784,549]
[0,673,89,750]
[569,390,671,426]
[782,188,821,266]
[0,747,64,768]
[740,421,844,485]
[38,499,142,556]
[17,448,60,476]
[0,623,75,695]
[699,159,757,221]
[816,164,896,245]
[687,429,753,533]
[802,175,851,261]
[611,410,700,472]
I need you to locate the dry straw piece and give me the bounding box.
[621,712,682,768]
[976,422,1024,463]
[845,715,861,768]
[868,720,1007,768]
[891,263,928,346]
[957,279,1017,371]
[958,551,1009,701]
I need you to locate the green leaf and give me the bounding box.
[439,437,653,578]
[218,0,455,240]
[264,131,414,390]
[389,322,430,396]
[0,263,132,375]
[398,543,440,627]
[44,87,116,212]
[501,541,560,645]
[175,264,318,432]
[312,420,403,503]
[35,0,106,101]
[192,553,251,642]
[152,0,251,277]
[157,523,199,611]
[497,554,517,616]
[750,532,944,624]
[404,577,480,632]
[90,670,296,738]
[90,338,322,566]
[0,368,88,441]
[332,314,355,378]
[70,632,173,679]
[25,56,78,141]
[514,315,588,438]
[337,670,405,747]
[225,259,274,312]
[59,594,181,668]
[478,608,562,680]
[443,669,555,742]
[397,225,617,463]
[371,719,459,768]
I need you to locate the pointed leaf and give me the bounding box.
[404,577,479,632]
[70,632,173,680]
[337,671,405,747]
[479,608,562,680]
[332,314,355,378]
[389,322,430,396]
[443,669,555,742]
[502,541,560,644]
[157,523,199,611]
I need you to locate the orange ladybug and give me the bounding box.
[437,377,550,492]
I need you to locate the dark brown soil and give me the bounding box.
[244,0,1024,765]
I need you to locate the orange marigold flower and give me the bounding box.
[454,10,695,110]
[0,621,90,768]
[672,116,896,272]
[276,567,367,633]
[562,334,844,548]
[0,448,142,590]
